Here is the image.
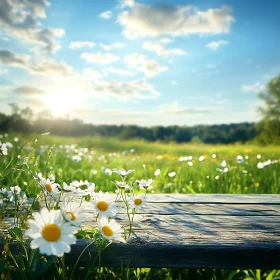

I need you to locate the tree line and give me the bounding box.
[0,109,257,144]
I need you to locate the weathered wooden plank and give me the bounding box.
[82,203,280,216]
[65,241,280,269]
[144,194,280,204]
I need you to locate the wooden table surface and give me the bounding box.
[66,194,280,269]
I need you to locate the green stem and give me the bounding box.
[120,191,132,241]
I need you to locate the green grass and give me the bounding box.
[1,133,280,196]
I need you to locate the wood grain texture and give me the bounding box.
[1,194,280,269]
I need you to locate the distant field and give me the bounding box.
[1,133,280,196]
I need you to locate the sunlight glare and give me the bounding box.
[46,88,79,116]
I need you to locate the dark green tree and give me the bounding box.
[257,74,280,144]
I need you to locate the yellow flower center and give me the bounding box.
[66,211,76,221]
[102,226,113,237]
[42,224,61,242]
[97,201,108,212]
[134,198,142,206]
[45,184,52,193]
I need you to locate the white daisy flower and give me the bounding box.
[129,196,146,210]
[236,155,244,164]
[136,179,154,189]
[115,181,130,189]
[62,182,75,192]
[154,169,160,176]
[98,216,124,242]
[92,191,116,217]
[221,160,227,167]
[60,200,87,226]
[113,168,134,177]
[39,177,60,198]
[10,186,21,194]
[0,142,7,155]
[25,208,77,257]
[168,172,176,177]
[70,180,95,196]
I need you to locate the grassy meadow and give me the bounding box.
[1,132,280,280]
[1,132,280,197]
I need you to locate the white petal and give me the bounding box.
[33,212,45,227]
[27,219,42,231]
[54,210,62,224]
[25,229,41,239]
[60,235,76,245]
[58,241,71,253]
[61,223,78,234]
[50,242,64,257]
[30,237,45,249]
[39,241,53,256]
[49,209,56,223]
[40,208,50,224]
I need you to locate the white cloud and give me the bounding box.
[0,50,73,76]
[171,80,178,86]
[0,0,64,54]
[207,64,217,69]
[100,42,126,51]
[94,79,160,99]
[159,101,212,115]
[142,38,187,56]
[241,82,265,93]
[99,10,112,19]
[0,68,8,74]
[0,50,31,67]
[69,41,95,49]
[81,52,120,65]
[121,0,135,8]
[124,53,168,77]
[206,40,229,50]
[83,68,103,80]
[118,3,234,39]
[13,86,46,95]
[106,66,135,76]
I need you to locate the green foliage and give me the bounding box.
[256,74,280,144]
[0,106,258,144]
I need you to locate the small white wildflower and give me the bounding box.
[236,155,244,164]
[221,160,227,167]
[98,216,124,242]
[113,168,134,177]
[60,199,87,226]
[0,142,8,155]
[137,179,154,189]
[199,156,204,161]
[92,191,117,217]
[115,181,130,189]
[168,172,176,177]
[154,169,161,176]
[129,196,146,210]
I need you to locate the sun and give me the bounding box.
[45,88,78,116]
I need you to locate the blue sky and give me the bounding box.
[0,0,280,126]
